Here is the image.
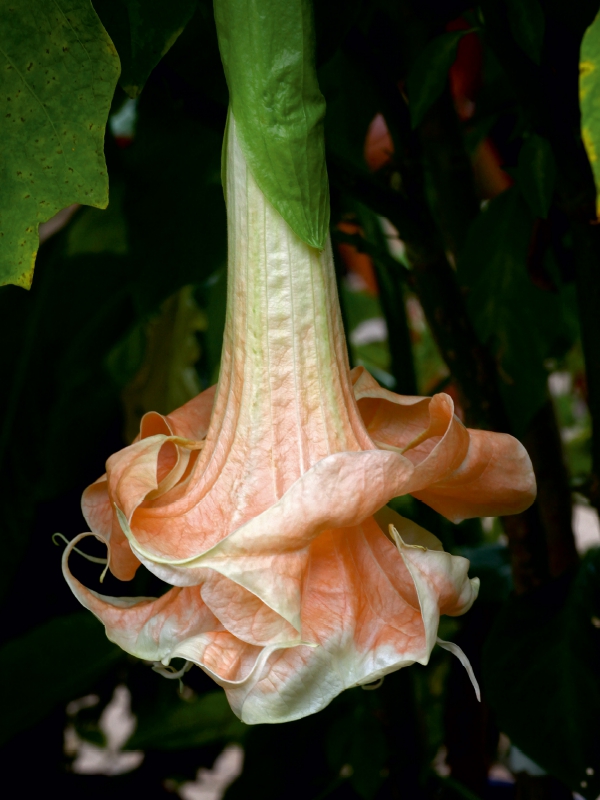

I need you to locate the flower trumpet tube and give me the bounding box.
[63,114,536,724]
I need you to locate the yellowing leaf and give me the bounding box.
[581,12,600,216]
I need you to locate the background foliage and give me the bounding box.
[1,1,599,798]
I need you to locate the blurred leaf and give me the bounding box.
[0,613,123,746]
[313,0,363,68]
[123,86,226,314]
[483,549,600,798]
[116,285,206,442]
[224,697,344,799]
[320,50,380,172]
[66,181,129,256]
[190,268,228,386]
[34,251,135,498]
[0,0,119,289]
[517,134,556,218]
[0,218,135,599]
[458,187,577,435]
[456,543,513,603]
[326,697,388,799]
[580,11,600,218]
[214,0,329,249]
[224,686,404,800]
[93,0,198,98]
[156,0,228,107]
[128,689,245,750]
[506,0,545,65]
[407,30,473,129]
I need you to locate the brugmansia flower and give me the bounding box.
[63,115,536,724]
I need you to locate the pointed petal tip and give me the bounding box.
[436,637,481,702]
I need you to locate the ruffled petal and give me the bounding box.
[164,384,217,440]
[115,449,416,632]
[108,435,203,521]
[86,434,203,582]
[200,570,299,646]
[82,477,140,581]
[62,534,223,662]
[62,533,300,683]
[411,428,536,522]
[352,366,536,522]
[222,515,477,723]
[81,388,217,584]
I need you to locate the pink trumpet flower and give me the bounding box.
[63,115,536,724]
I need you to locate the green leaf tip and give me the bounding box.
[517,134,556,219]
[214,0,330,250]
[92,0,198,99]
[0,0,120,289]
[506,0,545,66]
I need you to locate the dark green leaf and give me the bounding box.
[0,0,119,288]
[0,236,134,599]
[506,0,545,65]
[407,30,472,130]
[320,50,380,173]
[124,83,227,315]
[313,0,363,68]
[223,678,421,800]
[223,692,349,800]
[458,187,577,435]
[483,550,600,798]
[456,543,513,604]
[326,698,388,799]
[0,613,123,746]
[127,689,245,750]
[517,134,556,218]
[92,0,198,98]
[214,0,329,249]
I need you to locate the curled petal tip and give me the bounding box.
[437,637,481,702]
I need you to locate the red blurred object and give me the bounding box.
[363,16,512,207]
[364,113,394,171]
[443,381,465,422]
[447,16,512,198]
[447,17,483,121]
[472,138,513,199]
[114,136,134,150]
[336,220,380,296]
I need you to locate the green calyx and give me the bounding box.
[214,0,329,250]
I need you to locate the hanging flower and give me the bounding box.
[62,115,536,724]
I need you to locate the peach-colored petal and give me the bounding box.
[83,392,215,583]
[63,534,305,691]
[411,428,536,522]
[63,534,223,662]
[63,512,477,725]
[82,477,140,581]
[63,111,532,726]
[108,435,203,522]
[200,571,298,646]
[224,516,478,723]
[352,365,536,522]
[373,504,444,551]
[163,384,217,440]
[114,449,416,632]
